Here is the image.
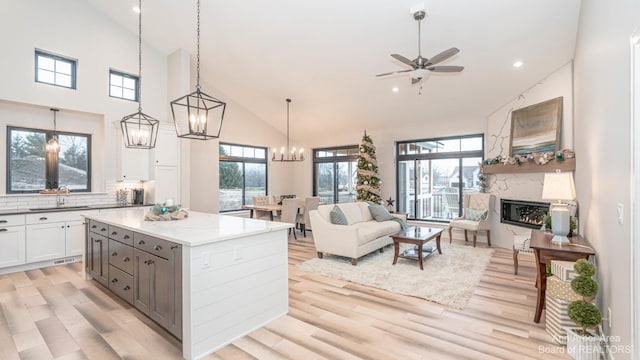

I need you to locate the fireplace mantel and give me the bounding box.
[481,158,575,174]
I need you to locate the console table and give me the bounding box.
[529,230,595,323]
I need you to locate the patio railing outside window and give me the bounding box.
[396,134,484,222]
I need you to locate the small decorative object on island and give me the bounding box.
[144,203,188,221]
[566,259,603,360]
[356,131,381,203]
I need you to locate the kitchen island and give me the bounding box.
[82,209,291,360]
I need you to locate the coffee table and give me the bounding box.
[391,226,443,270]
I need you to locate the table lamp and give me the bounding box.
[541,171,576,245]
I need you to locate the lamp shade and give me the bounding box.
[542,172,576,201]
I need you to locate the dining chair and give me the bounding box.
[296,197,320,237]
[276,198,300,239]
[252,196,271,220]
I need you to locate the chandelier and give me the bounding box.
[170,0,226,140]
[272,98,304,162]
[46,108,60,153]
[120,0,159,149]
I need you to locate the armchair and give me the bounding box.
[447,193,495,247]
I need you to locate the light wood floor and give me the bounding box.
[0,235,568,359]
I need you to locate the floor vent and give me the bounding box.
[53,258,76,265]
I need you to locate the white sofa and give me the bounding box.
[308,202,407,265]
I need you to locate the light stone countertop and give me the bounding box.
[82,208,292,247]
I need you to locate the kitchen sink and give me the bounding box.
[29,205,91,211]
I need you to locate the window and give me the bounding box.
[109,70,139,101]
[219,143,268,212]
[313,145,359,204]
[35,50,77,89]
[396,134,483,222]
[7,127,91,193]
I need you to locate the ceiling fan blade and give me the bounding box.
[376,69,413,77]
[428,65,464,73]
[426,48,460,66]
[390,54,416,67]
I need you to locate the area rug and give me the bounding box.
[295,242,494,310]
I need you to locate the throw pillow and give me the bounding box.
[464,208,488,221]
[330,205,348,225]
[368,204,394,221]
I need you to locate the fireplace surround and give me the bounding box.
[501,199,550,229]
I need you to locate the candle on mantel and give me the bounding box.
[165,199,174,207]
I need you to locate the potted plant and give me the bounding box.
[566,259,603,360]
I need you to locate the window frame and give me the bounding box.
[34,49,77,89]
[312,144,359,204]
[109,69,139,102]
[218,142,268,212]
[395,133,484,222]
[6,126,92,193]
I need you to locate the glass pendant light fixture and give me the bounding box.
[46,108,60,153]
[120,0,159,149]
[272,98,304,162]
[171,0,226,140]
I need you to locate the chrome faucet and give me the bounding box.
[56,186,69,207]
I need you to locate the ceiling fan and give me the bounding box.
[376,10,464,85]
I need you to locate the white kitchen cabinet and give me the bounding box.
[26,222,67,262]
[25,211,93,262]
[116,122,151,181]
[117,146,150,181]
[154,165,179,204]
[0,225,26,268]
[153,127,178,167]
[66,220,85,256]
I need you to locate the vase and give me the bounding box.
[565,328,602,360]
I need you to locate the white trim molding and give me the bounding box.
[629,26,640,360]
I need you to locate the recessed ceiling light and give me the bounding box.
[132,6,141,13]
[513,60,524,68]
[392,87,399,93]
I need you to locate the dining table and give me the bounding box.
[242,200,305,221]
[242,204,283,221]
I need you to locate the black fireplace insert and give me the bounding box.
[501,198,550,229]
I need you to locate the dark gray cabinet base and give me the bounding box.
[87,220,182,340]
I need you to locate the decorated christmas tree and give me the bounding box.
[356,131,382,203]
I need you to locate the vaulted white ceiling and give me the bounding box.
[87,0,582,138]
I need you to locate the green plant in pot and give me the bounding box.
[566,259,602,359]
[542,214,577,236]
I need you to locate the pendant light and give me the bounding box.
[46,108,60,153]
[272,98,304,162]
[170,0,227,140]
[120,0,159,149]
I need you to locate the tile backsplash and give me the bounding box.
[0,180,144,211]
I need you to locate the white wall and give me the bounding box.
[573,0,638,355]
[0,0,167,192]
[485,62,574,249]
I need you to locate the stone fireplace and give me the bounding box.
[500,199,549,229]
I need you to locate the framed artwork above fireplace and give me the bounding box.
[509,97,562,156]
